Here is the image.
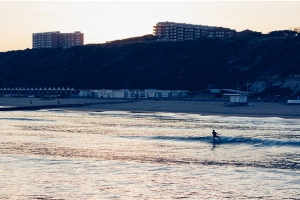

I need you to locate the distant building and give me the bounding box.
[32,31,84,49]
[32,31,60,48]
[153,21,236,41]
[222,93,249,106]
[190,89,248,100]
[208,27,236,38]
[78,88,189,99]
[153,21,216,41]
[58,31,84,48]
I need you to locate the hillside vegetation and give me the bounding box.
[0,36,300,97]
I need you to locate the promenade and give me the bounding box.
[0,97,130,111]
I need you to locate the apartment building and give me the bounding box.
[208,27,236,38]
[32,31,84,49]
[153,21,235,41]
[32,31,60,48]
[59,31,84,48]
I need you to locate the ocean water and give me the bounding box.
[0,110,299,199]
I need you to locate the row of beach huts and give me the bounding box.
[0,87,245,99]
[1,87,299,105]
[0,87,189,99]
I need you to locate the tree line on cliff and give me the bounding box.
[0,35,300,97]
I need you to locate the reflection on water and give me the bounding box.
[0,110,299,199]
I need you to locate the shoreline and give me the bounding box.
[77,100,300,119]
[0,97,299,118]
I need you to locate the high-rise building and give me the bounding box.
[153,21,235,41]
[32,31,84,49]
[32,31,60,48]
[59,31,84,48]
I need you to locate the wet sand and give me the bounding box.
[80,99,300,118]
[1,97,299,118]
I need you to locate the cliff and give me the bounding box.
[0,36,300,97]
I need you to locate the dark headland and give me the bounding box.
[1,36,300,98]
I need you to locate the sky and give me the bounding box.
[1,0,300,52]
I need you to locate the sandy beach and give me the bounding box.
[0,97,299,118]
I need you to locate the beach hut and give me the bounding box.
[47,87,51,95]
[66,87,70,95]
[71,87,75,95]
[61,87,66,95]
[51,87,56,95]
[43,87,48,95]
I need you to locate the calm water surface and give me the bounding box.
[0,110,299,199]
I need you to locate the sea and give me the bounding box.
[0,109,299,199]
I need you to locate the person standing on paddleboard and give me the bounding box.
[212,130,220,140]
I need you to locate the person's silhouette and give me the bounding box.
[212,130,220,140]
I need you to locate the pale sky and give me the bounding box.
[1,1,300,52]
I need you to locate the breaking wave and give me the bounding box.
[121,135,300,147]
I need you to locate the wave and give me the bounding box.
[143,135,300,147]
[0,117,52,122]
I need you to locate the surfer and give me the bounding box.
[212,130,220,140]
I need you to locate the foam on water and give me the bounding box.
[148,135,300,147]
